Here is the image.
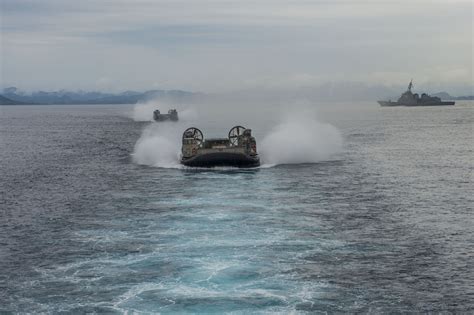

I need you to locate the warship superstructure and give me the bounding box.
[378,80,455,107]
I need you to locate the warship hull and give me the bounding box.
[378,101,455,107]
[181,152,260,168]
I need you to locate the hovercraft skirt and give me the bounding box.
[181,152,260,168]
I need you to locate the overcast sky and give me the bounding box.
[1,0,472,93]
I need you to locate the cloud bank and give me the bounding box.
[1,0,472,93]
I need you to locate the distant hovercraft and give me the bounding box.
[153,109,179,121]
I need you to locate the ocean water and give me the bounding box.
[1,102,473,313]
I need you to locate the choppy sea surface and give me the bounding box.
[1,102,473,313]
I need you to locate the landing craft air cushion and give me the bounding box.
[153,109,179,121]
[181,126,260,168]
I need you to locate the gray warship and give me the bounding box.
[181,126,260,168]
[378,80,455,107]
[153,109,178,121]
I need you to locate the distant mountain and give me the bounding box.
[0,94,29,105]
[2,87,204,105]
[453,95,474,100]
[432,92,474,100]
[3,85,471,104]
[431,92,453,100]
[219,82,402,102]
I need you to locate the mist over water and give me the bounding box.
[132,102,199,168]
[132,101,158,122]
[260,111,343,165]
[132,101,343,168]
[132,123,182,168]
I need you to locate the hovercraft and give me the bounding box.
[153,109,179,121]
[180,126,260,168]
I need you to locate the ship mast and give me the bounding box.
[408,79,413,92]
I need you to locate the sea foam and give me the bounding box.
[259,111,343,165]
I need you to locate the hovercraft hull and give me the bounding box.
[153,115,178,122]
[181,152,260,168]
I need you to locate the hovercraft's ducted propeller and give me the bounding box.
[183,127,204,145]
[228,126,246,146]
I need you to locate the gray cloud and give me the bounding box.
[1,0,472,93]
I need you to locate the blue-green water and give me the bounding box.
[1,103,473,313]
